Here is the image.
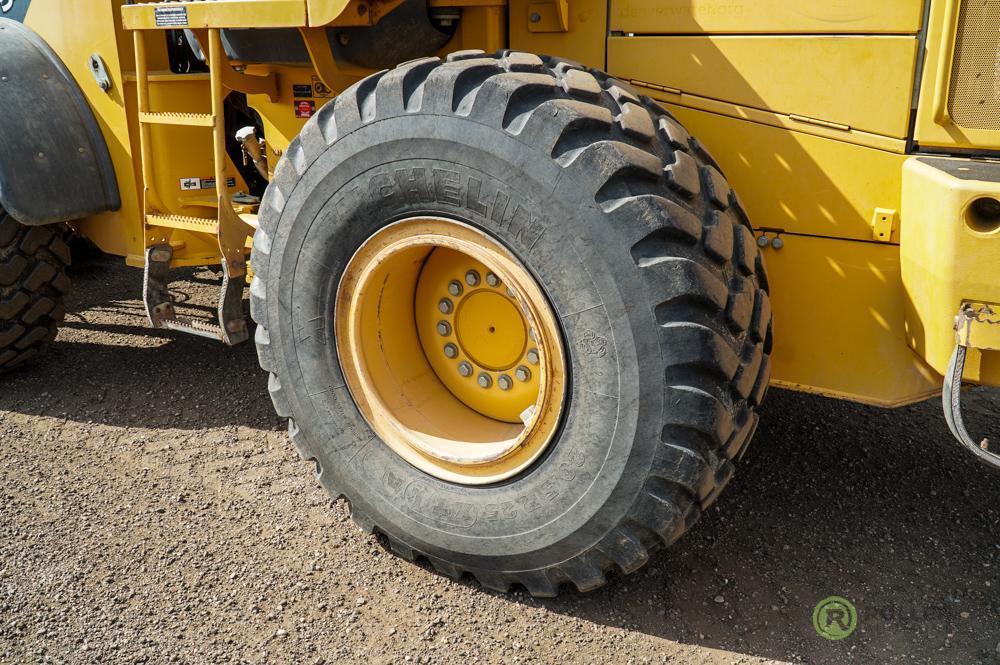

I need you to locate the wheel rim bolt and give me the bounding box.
[506,287,516,298]
[477,372,493,388]
[515,366,531,382]
[438,298,453,314]
[447,280,463,296]
[444,343,458,359]
[458,362,472,377]
[437,321,451,336]
[497,375,513,391]
[526,349,539,365]
[486,272,500,287]
[465,270,481,286]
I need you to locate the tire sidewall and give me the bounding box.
[267,113,667,571]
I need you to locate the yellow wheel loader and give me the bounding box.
[0,0,997,595]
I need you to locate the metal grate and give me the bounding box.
[948,0,1000,130]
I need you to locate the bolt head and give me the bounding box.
[515,366,531,382]
[465,270,481,287]
[444,343,458,358]
[437,321,451,336]
[486,272,500,287]
[529,11,541,22]
[458,362,472,377]
[477,372,493,389]
[438,298,453,314]
[497,375,513,391]
[447,280,463,297]
[526,349,540,365]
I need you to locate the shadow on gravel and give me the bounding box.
[0,255,282,432]
[5,256,998,664]
[527,388,1000,663]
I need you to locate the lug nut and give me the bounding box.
[477,372,493,388]
[497,375,513,391]
[448,280,463,297]
[515,366,532,382]
[526,349,540,365]
[437,320,451,336]
[444,343,458,358]
[465,270,481,286]
[438,298,453,314]
[458,361,472,377]
[486,272,500,287]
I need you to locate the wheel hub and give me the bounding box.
[334,217,566,485]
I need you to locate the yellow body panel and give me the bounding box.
[18,0,1000,405]
[610,0,924,34]
[901,158,1000,383]
[122,0,308,30]
[609,36,919,139]
[763,232,940,406]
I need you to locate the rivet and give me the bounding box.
[437,321,451,336]
[444,343,458,358]
[515,366,532,382]
[497,375,513,391]
[448,280,463,296]
[465,270,480,286]
[458,361,473,377]
[486,272,500,287]
[438,298,453,314]
[477,372,493,389]
[526,349,540,365]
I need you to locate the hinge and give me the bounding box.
[789,114,851,132]
[870,208,897,242]
[629,79,682,96]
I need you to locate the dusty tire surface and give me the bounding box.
[0,211,70,372]
[251,50,772,595]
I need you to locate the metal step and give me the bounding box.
[139,111,215,127]
[146,213,218,234]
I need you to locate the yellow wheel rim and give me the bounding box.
[335,217,566,485]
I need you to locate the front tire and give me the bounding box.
[0,211,70,372]
[251,51,772,595]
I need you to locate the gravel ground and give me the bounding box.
[1,255,998,664]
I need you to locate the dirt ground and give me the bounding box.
[1,255,998,665]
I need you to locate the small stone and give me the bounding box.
[275,629,288,638]
[713,595,725,604]
[959,611,970,619]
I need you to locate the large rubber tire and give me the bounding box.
[0,211,70,372]
[251,51,772,595]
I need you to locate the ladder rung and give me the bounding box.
[162,318,225,341]
[147,213,218,234]
[139,111,215,127]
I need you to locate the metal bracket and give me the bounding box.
[88,53,112,92]
[870,208,897,243]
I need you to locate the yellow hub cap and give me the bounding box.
[335,217,566,485]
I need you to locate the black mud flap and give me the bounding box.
[0,18,120,225]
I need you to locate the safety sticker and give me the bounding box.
[292,84,313,98]
[180,177,237,191]
[312,76,332,98]
[154,6,188,27]
[295,100,316,118]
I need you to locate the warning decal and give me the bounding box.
[295,100,316,118]
[154,6,188,27]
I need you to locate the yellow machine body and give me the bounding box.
[15,0,1000,406]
